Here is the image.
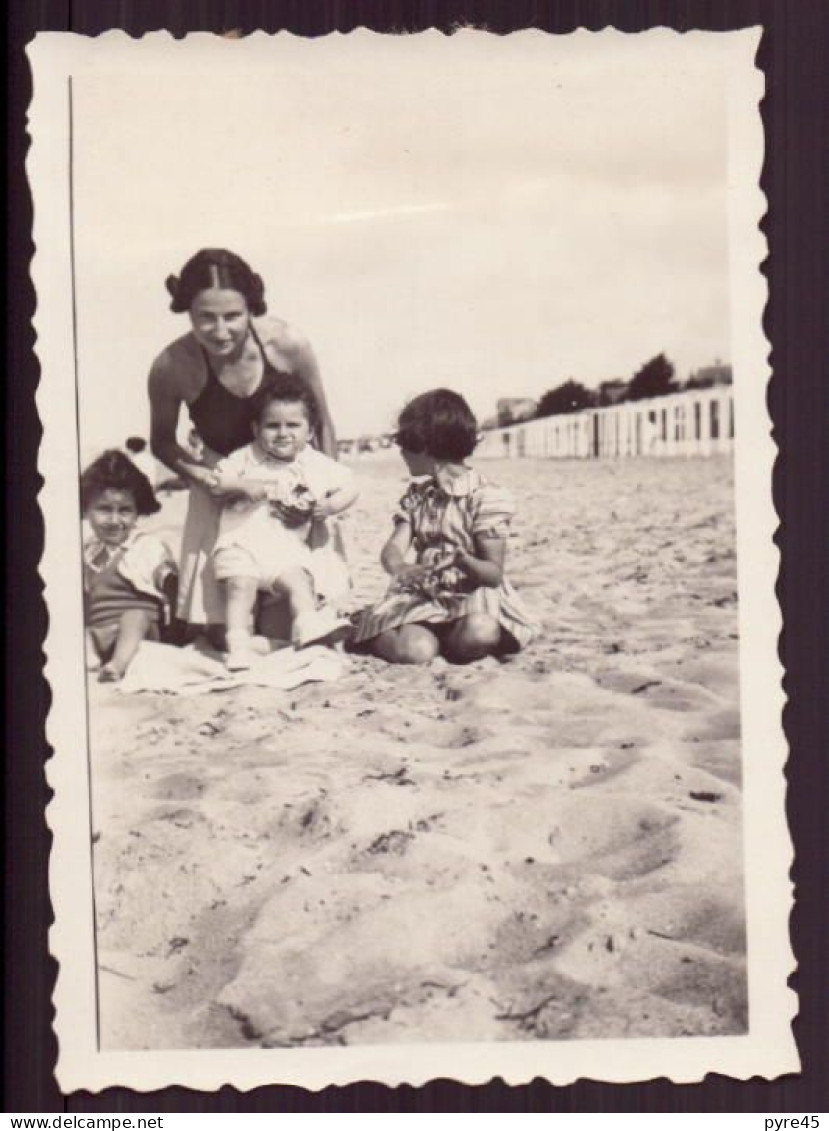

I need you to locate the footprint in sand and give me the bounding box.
[151,773,208,802]
[550,797,681,881]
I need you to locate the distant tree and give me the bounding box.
[536,380,597,418]
[625,354,678,402]
[497,405,515,428]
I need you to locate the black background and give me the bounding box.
[6,0,828,1114]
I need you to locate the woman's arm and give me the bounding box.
[288,335,337,459]
[211,472,268,502]
[148,357,216,487]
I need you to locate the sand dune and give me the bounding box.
[89,455,745,1049]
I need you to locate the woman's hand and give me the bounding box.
[187,465,221,490]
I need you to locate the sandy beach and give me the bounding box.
[88,455,745,1050]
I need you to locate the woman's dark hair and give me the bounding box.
[81,449,160,516]
[255,372,320,433]
[395,388,479,460]
[165,249,267,316]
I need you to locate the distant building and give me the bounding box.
[597,379,629,406]
[476,385,735,462]
[686,361,732,389]
[496,397,538,427]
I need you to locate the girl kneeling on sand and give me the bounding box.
[82,450,177,682]
[354,388,537,664]
[210,374,358,668]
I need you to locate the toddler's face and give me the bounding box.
[86,488,138,547]
[254,400,311,461]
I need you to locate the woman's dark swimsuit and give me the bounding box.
[188,331,287,456]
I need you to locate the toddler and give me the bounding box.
[211,374,358,668]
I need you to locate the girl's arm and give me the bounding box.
[380,522,416,577]
[454,535,506,589]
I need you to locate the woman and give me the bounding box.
[148,248,337,639]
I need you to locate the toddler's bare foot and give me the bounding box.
[225,630,253,671]
[292,608,353,650]
[98,662,125,683]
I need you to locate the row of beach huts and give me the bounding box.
[474,386,735,461]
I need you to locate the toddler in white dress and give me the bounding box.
[211,377,357,668]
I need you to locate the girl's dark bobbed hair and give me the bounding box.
[395,388,479,461]
[165,248,267,316]
[81,449,160,516]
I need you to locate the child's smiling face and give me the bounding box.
[253,399,311,461]
[86,488,139,547]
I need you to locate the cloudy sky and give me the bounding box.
[72,31,734,454]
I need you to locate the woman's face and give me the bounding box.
[189,288,250,359]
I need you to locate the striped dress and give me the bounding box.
[355,469,537,650]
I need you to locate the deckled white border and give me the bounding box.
[27,27,797,1092]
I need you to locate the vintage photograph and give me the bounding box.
[29,29,795,1089]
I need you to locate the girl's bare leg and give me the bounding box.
[256,594,293,643]
[85,629,101,671]
[441,613,502,664]
[372,624,440,665]
[272,566,317,623]
[223,576,258,669]
[272,568,353,648]
[98,609,154,682]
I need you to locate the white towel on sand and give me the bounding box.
[116,640,345,695]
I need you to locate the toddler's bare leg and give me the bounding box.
[223,576,258,669]
[372,624,440,665]
[98,609,153,682]
[441,613,502,664]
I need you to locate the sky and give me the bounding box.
[71,31,734,455]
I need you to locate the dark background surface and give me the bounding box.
[6,0,828,1114]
